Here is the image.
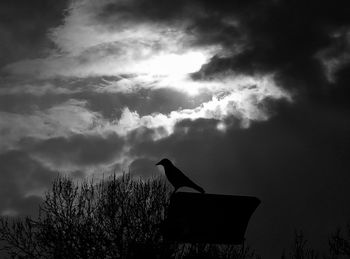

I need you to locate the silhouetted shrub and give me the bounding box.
[0,173,257,259]
[327,225,350,259]
[282,231,318,259]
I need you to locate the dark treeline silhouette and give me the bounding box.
[0,173,257,259]
[282,229,350,259]
[0,173,349,258]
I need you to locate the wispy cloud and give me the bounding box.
[317,28,350,82]
[0,99,101,151]
[105,74,291,139]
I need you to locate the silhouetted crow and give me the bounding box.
[156,158,205,194]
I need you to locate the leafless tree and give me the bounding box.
[0,173,258,259]
[281,231,318,259]
[327,225,350,259]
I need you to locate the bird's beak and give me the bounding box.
[155,161,161,166]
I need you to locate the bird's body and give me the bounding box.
[156,158,205,194]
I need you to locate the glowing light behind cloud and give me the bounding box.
[140,51,207,76]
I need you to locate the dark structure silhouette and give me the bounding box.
[163,192,260,244]
[156,158,205,193]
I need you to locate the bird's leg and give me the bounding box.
[172,187,178,195]
[170,189,177,198]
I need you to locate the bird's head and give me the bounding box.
[155,158,173,167]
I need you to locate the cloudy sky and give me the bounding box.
[1,0,350,257]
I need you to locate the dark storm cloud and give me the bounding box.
[98,0,350,104]
[98,0,257,24]
[0,150,55,216]
[191,0,350,103]
[23,133,125,168]
[0,0,68,67]
[97,0,250,47]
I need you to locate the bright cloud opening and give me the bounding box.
[141,51,208,76]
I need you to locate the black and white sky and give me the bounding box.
[1,0,350,257]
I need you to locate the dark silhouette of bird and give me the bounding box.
[156,158,205,194]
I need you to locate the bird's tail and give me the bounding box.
[190,182,205,194]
